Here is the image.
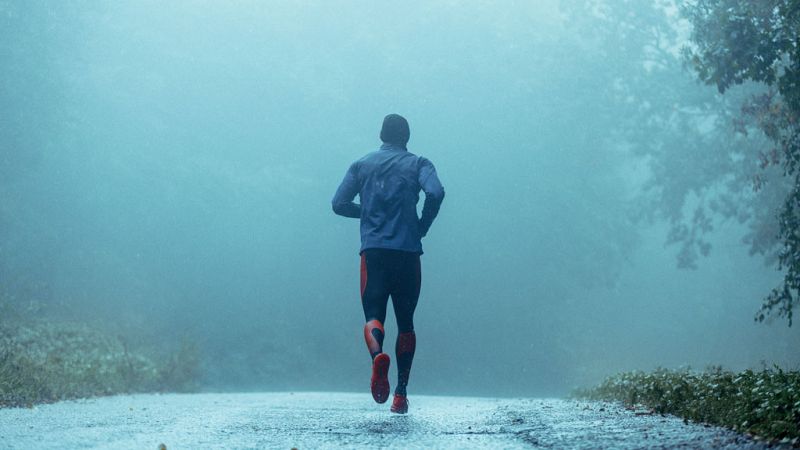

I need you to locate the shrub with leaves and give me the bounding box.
[0,309,200,408]
[574,367,800,443]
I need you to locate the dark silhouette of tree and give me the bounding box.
[684,0,800,325]
[562,0,794,324]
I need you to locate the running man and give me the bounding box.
[332,114,445,414]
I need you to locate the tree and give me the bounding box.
[561,0,793,324]
[683,0,800,325]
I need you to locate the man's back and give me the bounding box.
[332,143,444,254]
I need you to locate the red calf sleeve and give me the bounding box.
[397,331,416,356]
[364,319,384,357]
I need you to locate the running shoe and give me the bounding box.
[390,394,408,414]
[370,353,391,403]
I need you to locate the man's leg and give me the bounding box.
[361,250,390,357]
[364,319,384,359]
[389,252,421,413]
[360,249,391,403]
[394,330,416,396]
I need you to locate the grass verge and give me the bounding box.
[573,367,800,445]
[0,306,200,408]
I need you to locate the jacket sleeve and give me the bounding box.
[332,162,361,218]
[418,157,445,237]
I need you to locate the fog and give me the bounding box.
[2,1,798,398]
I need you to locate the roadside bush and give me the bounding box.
[573,367,800,444]
[0,304,200,408]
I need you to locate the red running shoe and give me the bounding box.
[390,394,408,414]
[370,353,391,404]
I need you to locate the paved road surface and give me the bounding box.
[0,392,773,449]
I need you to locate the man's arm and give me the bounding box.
[418,157,445,237]
[332,162,361,218]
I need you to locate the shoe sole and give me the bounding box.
[371,353,390,404]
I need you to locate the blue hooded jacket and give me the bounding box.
[332,143,445,254]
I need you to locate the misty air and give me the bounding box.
[1,1,799,448]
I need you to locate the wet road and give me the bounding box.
[0,392,772,449]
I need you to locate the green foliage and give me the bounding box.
[683,0,800,325]
[563,0,788,275]
[574,367,800,443]
[684,1,797,94]
[0,307,200,408]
